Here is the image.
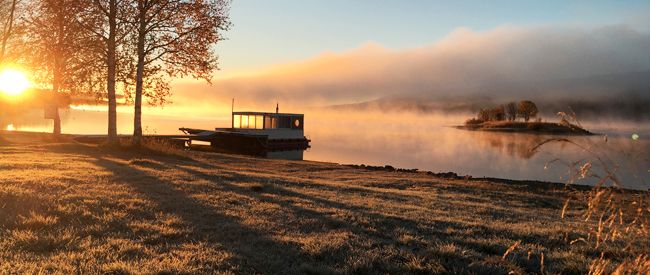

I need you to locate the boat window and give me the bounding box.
[255,115,264,129]
[264,116,271,129]
[292,117,304,129]
[235,114,301,129]
[233,115,241,128]
[241,115,249,128]
[248,115,256,129]
[279,116,291,128]
[264,116,278,129]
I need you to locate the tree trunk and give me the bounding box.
[133,1,147,146]
[0,0,15,141]
[52,14,64,136]
[52,67,61,135]
[106,0,118,144]
[0,0,17,63]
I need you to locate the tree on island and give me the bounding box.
[468,100,540,126]
[489,105,505,121]
[475,106,505,122]
[504,102,517,121]
[517,100,538,122]
[477,109,490,122]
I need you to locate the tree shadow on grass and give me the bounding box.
[37,145,308,274]
[177,164,570,242]
[71,147,469,273]
[168,162,575,274]
[87,155,308,274]
[46,144,587,274]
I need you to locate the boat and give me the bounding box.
[179,108,310,160]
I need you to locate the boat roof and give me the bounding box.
[233,111,304,117]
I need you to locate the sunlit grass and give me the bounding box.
[0,133,647,273]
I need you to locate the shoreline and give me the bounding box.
[455,121,594,135]
[2,130,643,192]
[341,163,648,192]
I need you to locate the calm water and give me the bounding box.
[8,107,650,190]
[305,111,649,190]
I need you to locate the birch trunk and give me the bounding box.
[52,13,63,136]
[133,1,147,146]
[106,0,118,144]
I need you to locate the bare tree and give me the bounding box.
[127,0,230,145]
[518,100,539,122]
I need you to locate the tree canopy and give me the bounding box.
[6,0,230,141]
[517,100,539,122]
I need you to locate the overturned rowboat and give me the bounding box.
[179,110,310,160]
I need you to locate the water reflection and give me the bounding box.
[473,131,546,159]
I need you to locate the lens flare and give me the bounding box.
[0,69,30,96]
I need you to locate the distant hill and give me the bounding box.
[328,71,650,121]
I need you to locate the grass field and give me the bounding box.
[0,132,647,274]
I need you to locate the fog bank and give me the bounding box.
[172,24,650,111]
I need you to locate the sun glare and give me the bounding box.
[0,69,30,96]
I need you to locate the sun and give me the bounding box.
[0,69,30,96]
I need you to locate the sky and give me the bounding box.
[214,0,650,76]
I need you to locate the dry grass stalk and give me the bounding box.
[502,240,521,260]
[561,198,570,219]
[539,252,545,274]
[534,122,650,274]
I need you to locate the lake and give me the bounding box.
[7,107,650,190]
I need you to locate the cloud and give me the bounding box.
[171,24,650,110]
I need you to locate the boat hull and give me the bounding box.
[179,127,310,159]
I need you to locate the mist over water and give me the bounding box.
[9,107,649,190]
[304,110,649,190]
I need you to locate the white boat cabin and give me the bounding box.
[228,111,305,139]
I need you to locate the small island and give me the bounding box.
[457,100,593,135]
